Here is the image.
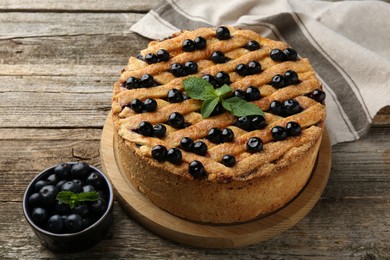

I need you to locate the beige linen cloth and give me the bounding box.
[131,0,390,144]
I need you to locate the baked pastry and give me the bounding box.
[111,26,326,224]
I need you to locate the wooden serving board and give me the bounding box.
[100,113,332,248]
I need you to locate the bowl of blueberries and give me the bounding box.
[22,162,114,252]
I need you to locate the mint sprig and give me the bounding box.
[183,77,264,118]
[56,191,99,209]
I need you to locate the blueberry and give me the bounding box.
[71,162,90,179]
[182,39,195,52]
[193,141,207,156]
[194,36,207,49]
[309,89,326,103]
[73,179,83,187]
[86,172,103,189]
[207,128,222,144]
[215,71,230,86]
[136,53,144,61]
[125,76,140,89]
[166,148,182,164]
[82,218,92,229]
[210,51,226,64]
[130,99,144,113]
[56,179,67,190]
[286,121,302,136]
[140,74,155,88]
[234,89,247,99]
[145,53,158,64]
[271,74,285,88]
[156,49,170,62]
[73,204,90,218]
[90,198,107,214]
[182,92,189,100]
[250,115,267,130]
[34,180,49,192]
[31,207,48,226]
[270,49,286,62]
[246,40,260,51]
[216,26,231,40]
[39,185,58,207]
[202,74,218,88]
[180,137,194,151]
[245,86,261,101]
[283,99,302,116]
[221,128,234,142]
[271,126,288,141]
[247,61,261,74]
[235,116,251,131]
[65,213,83,233]
[151,145,167,161]
[246,137,263,153]
[55,202,71,215]
[61,181,82,193]
[236,64,248,76]
[138,121,154,136]
[221,155,236,167]
[153,124,166,138]
[48,214,64,233]
[210,102,225,116]
[46,173,58,185]
[167,112,186,129]
[28,193,41,208]
[284,70,299,85]
[167,89,184,103]
[53,163,71,180]
[82,185,95,193]
[269,100,283,115]
[184,61,198,74]
[170,63,185,77]
[189,160,207,178]
[143,98,157,112]
[284,48,298,61]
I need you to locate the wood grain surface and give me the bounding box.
[0,1,389,259]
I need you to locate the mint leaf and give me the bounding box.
[182,77,264,118]
[56,191,99,209]
[215,84,232,98]
[201,98,219,118]
[222,97,264,117]
[183,77,217,100]
[56,191,73,204]
[77,192,99,202]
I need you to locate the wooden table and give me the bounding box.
[1,1,389,258]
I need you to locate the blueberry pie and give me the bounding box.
[111,27,326,223]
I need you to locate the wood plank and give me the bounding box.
[1,199,388,258]
[1,127,388,202]
[0,0,158,12]
[0,34,149,66]
[0,84,111,128]
[0,75,114,128]
[0,12,144,40]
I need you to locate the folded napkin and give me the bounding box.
[131,0,390,145]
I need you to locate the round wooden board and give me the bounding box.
[100,113,332,248]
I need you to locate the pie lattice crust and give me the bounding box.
[112,27,326,223]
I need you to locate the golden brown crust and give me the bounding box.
[111,26,326,223]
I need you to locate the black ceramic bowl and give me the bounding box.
[22,162,114,252]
